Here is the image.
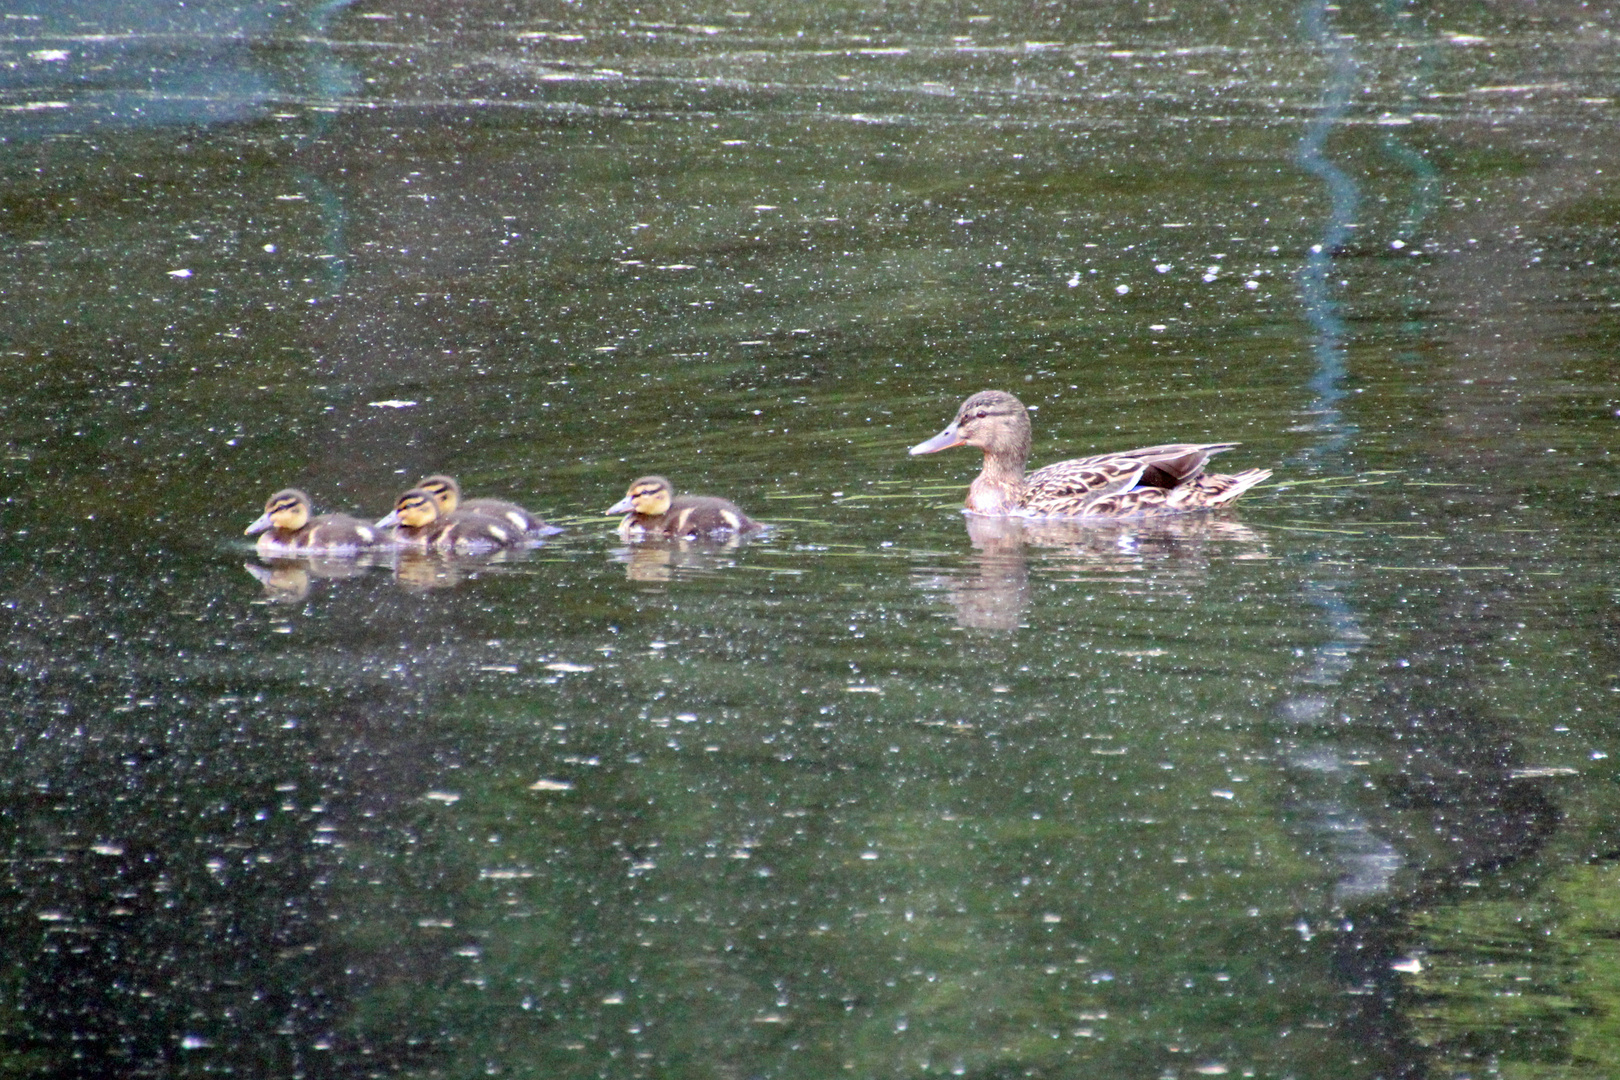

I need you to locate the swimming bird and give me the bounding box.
[415,474,560,537]
[376,488,527,553]
[606,476,762,538]
[244,488,387,555]
[909,390,1271,517]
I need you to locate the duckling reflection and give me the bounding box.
[243,553,384,603]
[919,515,1270,630]
[392,546,533,592]
[611,535,749,582]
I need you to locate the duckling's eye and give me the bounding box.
[974,410,988,419]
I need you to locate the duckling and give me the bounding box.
[244,488,386,555]
[415,474,561,537]
[909,390,1272,518]
[375,488,526,554]
[606,475,762,539]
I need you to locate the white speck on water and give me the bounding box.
[1245,280,1259,289]
[1115,283,1130,294]
[30,49,69,62]
[424,791,461,804]
[180,1035,209,1050]
[1067,272,1081,287]
[529,778,574,791]
[1155,263,1172,273]
[367,399,417,408]
[1211,789,1235,799]
[1390,956,1424,973]
[1149,324,1167,331]
[167,268,192,278]
[860,850,879,860]
[545,662,595,673]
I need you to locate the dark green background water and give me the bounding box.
[3,0,1619,1076]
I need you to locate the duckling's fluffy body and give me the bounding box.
[377,488,530,553]
[245,488,387,555]
[607,476,761,538]
[415,475,560,537]
[910,390,1271,518]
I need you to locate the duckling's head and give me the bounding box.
[417,474,461,513]
[377,488,442,530]
[909,390,1031,459]
[606,476,674,517]
[245,488,312,535]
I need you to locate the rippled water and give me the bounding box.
[3,0,1619,1076]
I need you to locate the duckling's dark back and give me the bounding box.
[657,494,759,537]
[460,498,555,536]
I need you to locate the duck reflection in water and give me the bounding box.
[611,534,752,583]
[243,553,387,603]
[920,515,1270,631]
[392,547,534,592]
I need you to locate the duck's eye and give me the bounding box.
[974,410,988,419]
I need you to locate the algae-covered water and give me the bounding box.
[3,0,1619,1076]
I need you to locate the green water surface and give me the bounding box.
[2,0,1619,1076]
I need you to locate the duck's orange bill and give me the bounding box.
[909,424,964,455]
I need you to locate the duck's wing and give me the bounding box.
[1105,442,1239,488]
[1080,467,1273,517]
[1022,457,1148,515]
[1167,468,1273,509]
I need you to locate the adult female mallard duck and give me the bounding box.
[606,476,762,538]
[244,488,387,555]
[909,390,1271,517]
[376,488,527,553]
[415,474,560,537]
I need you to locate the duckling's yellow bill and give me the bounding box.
[909,424,964,455]
[605,496,634,515]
